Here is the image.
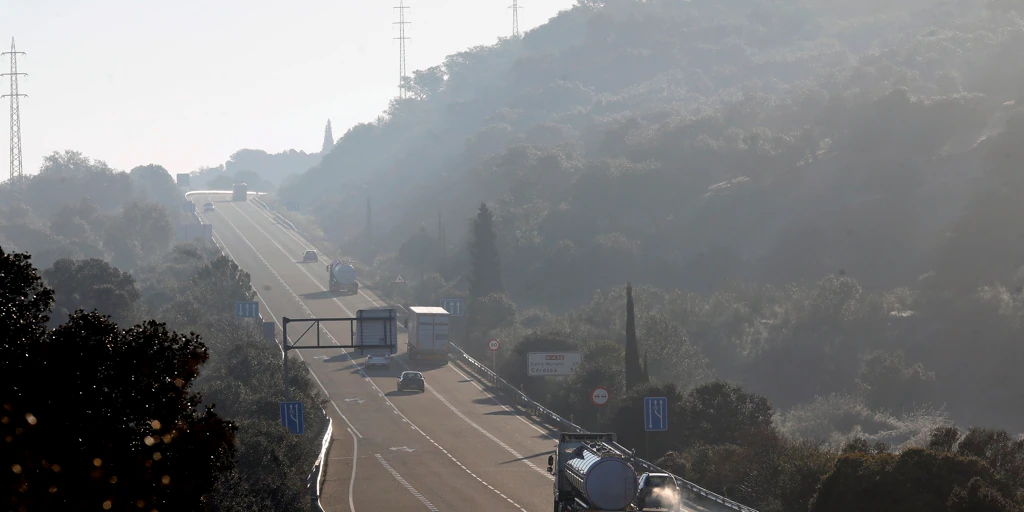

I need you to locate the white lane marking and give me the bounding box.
[217,201,529,512]
[240,200,394,308]
[347,428,358,512]
[445,362,558,441]
[375,454,439,511]
[200,197,364,438]
[233,201,561,456]
[422,382,553,479]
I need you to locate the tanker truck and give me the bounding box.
[326,259,359,294]
[547,432,638,512]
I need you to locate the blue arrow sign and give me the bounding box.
[439,298,464,317]
[183,201,196,213]
[644,397,668,432]
[280,401,304,435]
[235,301,259,318]
[287,201,300,212]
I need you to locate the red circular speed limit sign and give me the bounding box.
[590,386,609,406]
[488,339,500,351]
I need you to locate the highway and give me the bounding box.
[195,193,735,512]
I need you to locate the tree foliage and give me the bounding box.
[468,202,504,300]
[1,248,237,511]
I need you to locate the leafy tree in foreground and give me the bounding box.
[1,247,237,511]
[42,257,141,325]
[809,448,1018,512]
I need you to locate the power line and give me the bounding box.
[509,0,523,38]
[1,38,27,188]
[394,0,411,99]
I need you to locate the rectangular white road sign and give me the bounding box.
[527,352,582,377]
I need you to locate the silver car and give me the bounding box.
[365,353,390,369]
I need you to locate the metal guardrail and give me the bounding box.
[307,406,333,512]
[247,196,759,512]
[203,220,335,512]
[446,343,761,512]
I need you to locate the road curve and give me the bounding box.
[196,194,735,512]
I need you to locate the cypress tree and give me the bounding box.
[321,120,334,154]
[468,202,504,300]
[642,350,650,384]
[625,282,644,389]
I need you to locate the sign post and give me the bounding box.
[488,338,500,370]
[280,400,304,435]
[644,396,668,459]
[590,386,609,407]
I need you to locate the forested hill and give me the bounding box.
[279,0,1024,308]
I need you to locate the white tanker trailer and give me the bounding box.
[547,432,638,512]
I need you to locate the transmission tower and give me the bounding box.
[394,0,411,99]
[1,38,27,187]
[510,0,523,38]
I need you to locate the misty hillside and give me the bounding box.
[280,0,1024,307]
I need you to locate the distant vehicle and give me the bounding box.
[327,259,358,294]
[366,353,390,369]
[232,182,247,202]
[635,473,682,512]
[406,306,450,364]
[302,250,318,263]
[203,202,215,212]
[397,371,425,393]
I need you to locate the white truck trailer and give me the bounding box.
[355,308,398,356]
[406,306,450,363]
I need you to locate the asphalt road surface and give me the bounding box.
[195,194,738,512]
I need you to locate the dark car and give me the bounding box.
[302,250,318,263]
[397,371,425,393]
[203,202,215,212]
[636,473,682,511]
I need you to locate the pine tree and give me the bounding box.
[624,282,644,389]
[321,120,334,154]
[468,202,504,300]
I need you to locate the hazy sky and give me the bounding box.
[1,0,575,177]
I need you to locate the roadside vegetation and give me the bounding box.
[0,155,325,511]
[260,0,1024,509]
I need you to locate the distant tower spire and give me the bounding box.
[1,38,27,187]
[321,119,334,154]
[394,1,411,99]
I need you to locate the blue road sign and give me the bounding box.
[439,298,465,317]
[287,201,300,212]
[644,397,668,432]
[280,401,304,435]
[183,201,195,213]
[235,301,259,318]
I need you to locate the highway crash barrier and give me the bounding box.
[445,342,762,512]
[207,232,333,512]
[307,405,333,512]
[252,200,759,512]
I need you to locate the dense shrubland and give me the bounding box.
[0,159,325,511]
[264,0,1024,509]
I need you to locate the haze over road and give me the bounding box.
[196,194,732,512]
